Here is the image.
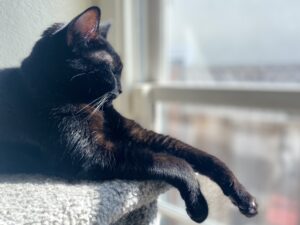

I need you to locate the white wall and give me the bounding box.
[0,0,95,68]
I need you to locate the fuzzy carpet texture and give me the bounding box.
[0,175,169,225]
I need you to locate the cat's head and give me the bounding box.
[21,7,123,105]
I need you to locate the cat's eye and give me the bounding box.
[111,69,121,77]
[113,71,121,77]
[114,64,123,75]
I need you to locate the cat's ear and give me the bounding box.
[100,22,111,39]
[67,7,101,46]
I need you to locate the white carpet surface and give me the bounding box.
[0,175,169,225]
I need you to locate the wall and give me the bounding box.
[0,0,94,68]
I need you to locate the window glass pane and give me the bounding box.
[156,102,300,225]
[162,0,300,85]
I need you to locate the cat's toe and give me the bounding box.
[238,197,258,217]
[186,195,209,223]
[186,206,208,223]
[228,183,258,217]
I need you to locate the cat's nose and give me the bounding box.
[117,82,122,94]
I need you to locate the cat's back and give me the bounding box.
[0,67,27,109]
[0,68,29,137]
[0,67,23,97]
[0,67,23,83]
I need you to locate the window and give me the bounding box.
[156,103,300,225]
[102,0,300,224]
[162,0,300,85]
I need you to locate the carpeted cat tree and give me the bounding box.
[0,175,169,225]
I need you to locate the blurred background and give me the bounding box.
[0,0,299,224]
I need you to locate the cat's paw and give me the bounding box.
[237,197,258,217]
[230,188,258,217]
[186,194,209,223]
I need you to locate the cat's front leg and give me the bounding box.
[141,132,258,217]
[117,116,258,217]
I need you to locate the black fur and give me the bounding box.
[0,7,258,223]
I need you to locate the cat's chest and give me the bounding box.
[50,105,117,147]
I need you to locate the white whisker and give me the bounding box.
[86,93,111,119]
[70,73,86,81]
[77,96,103,114]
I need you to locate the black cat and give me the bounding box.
[0,7,258,223]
